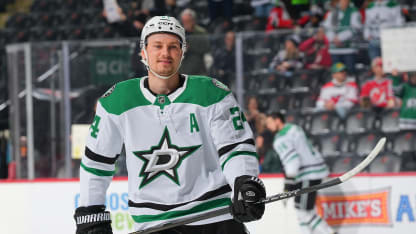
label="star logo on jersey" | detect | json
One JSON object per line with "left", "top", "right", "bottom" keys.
{"left": 133, "top": 127, "right": 201, "bottom": 189}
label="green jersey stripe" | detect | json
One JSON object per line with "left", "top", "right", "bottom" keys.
{"left": 80, "top": 162, "right": 115, "bottom": 176}
{"left": 221, "top": 151, "right": 258, "bottom": 170}
{"left": 296, "top": 166, "right": 328, "bottom": 179}
{"left": 131, "top": 197, "right": 231, "bottom": 223}
{"left": 285, "top": 154, "right": 299, "bottom": 164}
{"left": 311, "top": 217, "right": 322, "bottom": 230}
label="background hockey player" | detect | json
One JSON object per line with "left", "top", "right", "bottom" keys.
{"left": 266, "top": 112, "right": 336, "bottom": 234}
{"left": 73, "top": 16, "right": 266, "bottom": 234}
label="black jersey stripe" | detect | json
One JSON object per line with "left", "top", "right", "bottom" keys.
{"left": 85, "top": 147, "right": 119, "bottom": 165}
{"left": 218, "top": 139, "right": 255, "bottom": 157}
{"left": 128, "top": 184, "right": 231, "bottom": 211}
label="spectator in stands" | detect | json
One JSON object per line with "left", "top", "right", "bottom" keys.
{"left": 129, "top": 14, "right": 151, "bottom": 78}
{"left": 398, "top": 71, "right": 416, "bottom": 130}
{"left": 316, "top": 62, "right": 359, "bottom": 118}
{"left": 208, "top": 0, "right": 233, "bottom": 26}
{"left": 259, "top": 132, "right": 283, "bottom": 173}
{"left": 211, "top": 30, "right": 236, "bottom": 86}
{"left": 102, "top": 1, "right": 148, "bottom": 38}
{"left": 269, "top": 35, "right": 304, "bottom": 73}
{"left": 266, "top": 1, "right": 295, "bottom": 31}
{"left": 179, "top": 8, "right": 210, "bottom": 75}
{"left": 360, "top": 57, "right": 395, "bottom": 110}
{"left": 322, "top": 0, "right": 362, "bottom": 74}
{"left": 304, "top": 5, "right": 325, "bottom": 29}
{"left": 163, "top": 0, "right": 182, "bottom": 17}
{"left": 364, "top": 0, "right": 404, "bottom": 61}
{"left": 245, "top": 96, "right": 267, "bottom": 136}
{"left": 251, "top": 0, "right": 274, "bottom": 21}
{"left": 299, "top": 27, "right": 332, "bottom": 69}
{"left": 140, "top": 0, "right": 168, "bottom": 17}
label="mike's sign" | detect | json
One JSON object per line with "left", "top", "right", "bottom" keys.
{"left": 316, "top": 188, "right": 391, "bottom": 226}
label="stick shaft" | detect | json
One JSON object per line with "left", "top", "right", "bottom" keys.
{"left": 130, "top": 137, "right": 386, "bottom": 234}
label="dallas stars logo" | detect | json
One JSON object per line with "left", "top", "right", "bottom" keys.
{"left": 134, "top": 127, "right": 201, "bottom": 189}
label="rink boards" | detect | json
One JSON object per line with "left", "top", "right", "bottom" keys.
{"left": 1, "top": 173, "right": 415, "bottom": 234}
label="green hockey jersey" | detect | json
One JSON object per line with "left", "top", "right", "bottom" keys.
{"left": 398, "top": 83, "right": 416, "bottom": 129}
{"left": 79, "top": 75, "right": 259, "bottom": 231}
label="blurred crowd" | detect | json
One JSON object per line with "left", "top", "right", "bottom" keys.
{"left": 1, "top": 0, "right": 416, "bottom": 178}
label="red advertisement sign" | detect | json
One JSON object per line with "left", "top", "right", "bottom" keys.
{"left": 316, "top": 188, "right": 391, "bottom": 226}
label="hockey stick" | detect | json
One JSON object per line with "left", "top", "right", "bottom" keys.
{"left": 130, "top": 137, "right": 386, "bottom": 234}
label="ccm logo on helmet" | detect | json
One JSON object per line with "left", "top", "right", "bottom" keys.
{"left": 158, "top": 22, "right": 174, "bottom": 26}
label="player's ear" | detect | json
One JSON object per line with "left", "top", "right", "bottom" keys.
{"left": 140, "top": 49, "right": 146, "bottom": 61}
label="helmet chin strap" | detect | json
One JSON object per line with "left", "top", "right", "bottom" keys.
{"left": 141, "top": 49, "right": 184, "bottom": 80}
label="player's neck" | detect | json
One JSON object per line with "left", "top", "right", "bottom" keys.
{"left": 147, "top": 73, "right": 181, "bottom": 95}
{"left": 277, "top": 123, "right": 285, "bottom": 132}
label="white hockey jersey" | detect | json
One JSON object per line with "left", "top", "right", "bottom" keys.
{"left": 364, "top": 0, "right": 404, "bottom": 40}
{"left": 272, "top": 124, "right": 329, "bottom": 182}
{"left": 79, "top": 75, "right": 259, "bottom": 231}
{"left": 316, "top": 78, "right": 359, "bottom": 110}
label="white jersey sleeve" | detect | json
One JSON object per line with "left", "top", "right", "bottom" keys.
{"left": 272, "top": 132, "right": 300, "bottom": 178}
{"left": 210, "top": 93, "right": 259, "bottom": 189}
{"left": 79, "top": 100, "right": 123, "bottom": 207}
{"left": 272, "top": 124, "right": 329, "bottom": 182}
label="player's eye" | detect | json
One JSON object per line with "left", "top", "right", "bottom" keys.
{"left": 169, "top": 45, "right": 180, "bottom": 50}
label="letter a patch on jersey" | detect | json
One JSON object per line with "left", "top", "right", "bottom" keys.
{"left": 133, "top": 127, "right": 201, "bottom": 189}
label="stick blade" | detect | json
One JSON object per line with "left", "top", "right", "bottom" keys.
{"left": 339, "top": 137, "right": 386, "bottom": 182}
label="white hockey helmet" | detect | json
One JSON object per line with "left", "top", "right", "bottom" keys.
{"left": 140, "top": 16, "right": 187, "bottom": 52}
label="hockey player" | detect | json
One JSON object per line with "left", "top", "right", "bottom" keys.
{"left": 73, "top": 16, "right": 265, "bottom": 234}
{"left": 266, "top": 112, "right": 336, "bottom": 234}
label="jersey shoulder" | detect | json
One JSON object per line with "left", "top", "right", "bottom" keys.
{"left": 276, "top": 123, "right": 298, "bottom": 138}
{"left": 99, "top": 78, "right": 151, "bottom": 115}
{"left": 174, "top": 75, "right": 232, "bottom": 107}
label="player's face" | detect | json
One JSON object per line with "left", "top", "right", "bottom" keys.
{"left": 333, "top": 71, "right": 347, "bottom": 83}
{"left": 372, "top": 65, "right": 384, "bottom": 77}
{"left": 266, "top": 117, "right": 277, "bottom": 132}
{"left": 143, "top": 33, "right": 182, "bottom": 77}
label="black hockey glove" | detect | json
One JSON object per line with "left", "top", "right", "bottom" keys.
{"left": 74, "top": 205, "right": 113, "bottom": 234}
{"left": 230, "top": 175, "right": 266, "bottom": 223}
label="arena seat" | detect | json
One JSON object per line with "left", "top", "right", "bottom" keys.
{"left": 343, "top": 108, "right": 376, "bottom": 134}
{"left": 347, "top": 131, "right": 386, "bottom": 156}
{"left": 380, "top": 108, "right": 401, "bottom": 133}
{"left": 368, "top": 151, "right": 401, "bottom": 173}
{"left": 392, "top": 130, "right": 416, "bottom": 155}
{"left": 303, "top": 110, "right": 336, "bottom": 135}
{"left": 326, "top": 154, "right": 362, "bottom": 173}
{"left": 400, "top": 151, "right": 416, "bottom": 171}
{"left": 313, "top": 132, "right": 344, "bottom": 157}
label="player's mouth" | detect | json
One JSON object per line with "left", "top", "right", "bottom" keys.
{"left": 158, "top": 60, "right": 173, "bottom": 64}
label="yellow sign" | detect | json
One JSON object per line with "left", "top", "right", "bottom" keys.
{"left": 71, "top": 124, "right": 90, "bottom": 159}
